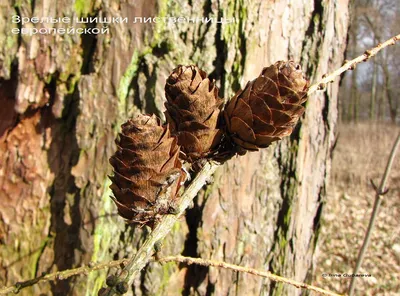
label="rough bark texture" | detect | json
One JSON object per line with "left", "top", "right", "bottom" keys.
{"left": 0, "top": 0, "right": 349, "bottom": 295}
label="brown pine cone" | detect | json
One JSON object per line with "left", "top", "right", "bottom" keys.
{"left": 109, "top": 114, "right": 185, "bottom": 227}
{"left": 164, "top": 65, "right": 224, "bottom": 162}
{"left": 224, "top": 61, "right": 309, "bottom": 155}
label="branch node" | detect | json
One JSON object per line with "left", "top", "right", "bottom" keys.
{"left": 154, "top": 240, "right": 163, "bottom": 252}
{"left": 370, "top": 179, "right": 378, "bottom": 191}
{"left": 167, "top": 205, "right": 180, "bottom": 215}
{"left": 98, "top": 287, "right": 109, "bottom": 296}
{"left": 364, "top": 49, "right": 372, "bottom": 57}
{"left": 115, "top": 282, "right": 128, "bottom": 294}
{"left": 13, "top": 282, "right": 22, "bottom": 294}
{"left": 56, "top": 273, "right": 64, "bottom": 281}
{"left": 106, "top": 275, "right": 118, "bottom": 287}
{"left": 380, "top": 187, "right": 390, "bottom": 196}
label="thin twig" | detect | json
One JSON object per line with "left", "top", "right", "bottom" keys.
{"left": 0, "top": 253, "right": 342, "bottom": 296}
{"left": 99, "top": 161, "right": 220, "bottom": 295}
{"left": 307, "top": 33, "right": 400, "bottom": 95}
{"left": 159, "top": 255, "right": 343, "bottom": 296}
{"left": 0, "top": 258, "right": 129, "bottom": 295}
{"left": 348, "top": 131, "right": 400, "bottom": 296}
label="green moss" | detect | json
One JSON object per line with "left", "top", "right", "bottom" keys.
{"left": 0, "top": 204, "right": 51, "bottom": 291}
{"left": 13, "top": 0, "right": 23, "bottom": 8}
{"left": 59, "top": 71, "right": 71, "bottom": 83}
{"left": 274, "top": 282, "right": 284, "bottom": 295}
{"left": 74, "top": 0, "right": 92, "bottom": 17}
{"left": 284, "top": 205, "right": 292, "bottom": 226}
{"left": 29, "top": 212, "right": 51, "bottom": 279}
{"left": 31, "top": 237, "right": 50, "bottom": 278}
{"left": 6, "top": 35, "right": 16, "bottom": 51}
{"left": 116, "top": 0, "right": 177, "bottom": 118}
{"left": 172, "top": 220, "right": 181, "bottom": 233}
{"left": 313, "top": 14, "right": 320, "bottom": 29}
{"left": 278, "top": 231, "right": 287, "bottom": 250}
{"left": 220, "top": 0, "right": 248, "bottom": 93}
{"left": 85, "top": 179, "right": 118, "bottom": 296}
{"left": 156, "top": 262, "right": 179, "bottom": 296}
{"left": 117, "top": 49, "right": 140, "bottom": 116}
{"left": 237, "top": 241, "right": 245, "bottom": 257}
{"left": 67, "top": 76, "right": 80, "bottom": 94}
{"left": 151, "top": 0, "right": 169, "bottom": 48}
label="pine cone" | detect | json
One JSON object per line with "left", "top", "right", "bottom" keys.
{"left": 224, "top": 61, "right": 309, "bottom": 154}
{"left": 165, "top": 65, "right": 224, "bottom": 162}
{"left": 109, "top": 114, "right": 185, "bottom": 227}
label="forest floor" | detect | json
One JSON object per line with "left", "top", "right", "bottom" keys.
{"left": 314, "top": 122, "right": 400, "bottom": 296}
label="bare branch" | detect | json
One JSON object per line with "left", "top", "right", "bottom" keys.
{"left": 307, "top": 34, "right": 400, "bottom": 95}
{"left": 348, "top": 131, "right": 400, "bottom": 295}
{"left": 159, "top": 256, "right": 343, "bottom": 296}
{"left": 0, "top": 253, "right": 343, "bottom": 296}
{"left": 0, "top": 259, "right": 128, "bottom": 295}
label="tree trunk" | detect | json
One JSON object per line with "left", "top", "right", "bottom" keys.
{"left": 377, "top": 85, "right": 385, "bottom": 121}
{"left": 382, "top": 62, "right": 398, "bottom": 123}
{"left": 350, "top": 61, "right": 359, "bottom": 123}
{"left": 347, "top": 12, "right": 359, "bottom": 123}
{"left": 0, "top": 1, "right": 349, "bottom": 295}
{"left": 369, "top": 61, "right": 377, "bottom": 120}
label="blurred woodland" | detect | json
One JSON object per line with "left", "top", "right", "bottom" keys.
{"left": 0, "top": 0, "right": 349, "bottom": 293}
{"left": 315, "top": 1, "right": 400, "bottom": 295}
{"left": 340, "top": 0, "right": 399, "bottom": 123}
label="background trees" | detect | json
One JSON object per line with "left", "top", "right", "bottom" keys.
{"left": 340, "top": 0, "right": 399, "bottom": 123}
{"left": 313, "top": 1, "right": 400, "bottom": 295}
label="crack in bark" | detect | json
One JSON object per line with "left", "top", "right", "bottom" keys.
{"left": 301, "top": 0, "right": 325, "bottom": 77}
{"left": 0, "top": 62, "right": 19, "bottom": 138}
{"left": 46, "top": 86, "right": 81, "bottom": 295}
{"left": 208, "top": 0, "right": 227, "bottom": 97}
{"left": 181, "top": 194, "right": 209, "bottom": 296}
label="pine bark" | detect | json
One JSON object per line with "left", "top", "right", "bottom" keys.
{"left": 0, "top": 1, "right": 349, "bottom": 295}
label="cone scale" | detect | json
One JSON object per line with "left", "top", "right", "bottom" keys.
{"left": 164, "top": 65, "right": 224, "bottom": 162}
{"left": 109, "top": 115, "right": 185, "bottom": 227}
{"left": 223, "top": 61, "right": 309, "bottom": 155}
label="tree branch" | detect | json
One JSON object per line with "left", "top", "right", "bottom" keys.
{"left": 159, "top": 256, "right": 343, "bottom": 296}
{"left": 0, "top": 258, "right": 128, "bottom": 295}
{"left": 348, "top": 131, "right": 400, "bottom": 296}
{"left": 0, "top": 254, "right": 343, "bottom": 296}
{"left": 307, "top": 33, "right": 400, "bottom": 95}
